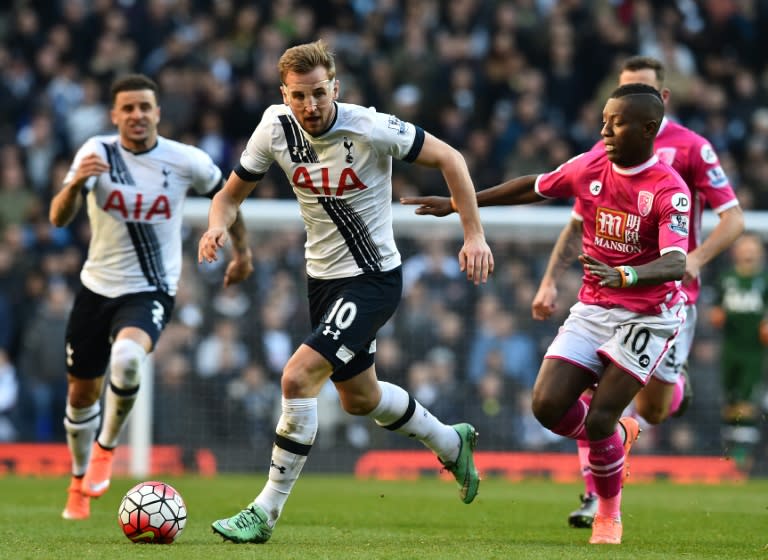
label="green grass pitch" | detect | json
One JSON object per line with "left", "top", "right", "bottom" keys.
{"left": 0, "top": 474, "right": 765, "bottom": 559}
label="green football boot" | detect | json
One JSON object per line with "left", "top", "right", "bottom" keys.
{"left": 211, "top": 503, "right": 273, "bottom": 544}
{"left": 440, "top": 423, "right": 480, "bottom": 504}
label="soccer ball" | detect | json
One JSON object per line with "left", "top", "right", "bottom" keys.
{"left": 117, "top": 481, "right": 187, "bottom": 544}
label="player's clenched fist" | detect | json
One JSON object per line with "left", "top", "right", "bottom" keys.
{"left": 74, "top": 153, "right": 110, "bottom": 186}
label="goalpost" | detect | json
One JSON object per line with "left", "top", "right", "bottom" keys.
{"left": 127, "top": 199, "right": 767, "bottom": 476}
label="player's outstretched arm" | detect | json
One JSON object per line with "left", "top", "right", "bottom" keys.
{"left": 399, "top": 195, "right": 453, "bottom": 216}
{"left": 401, "top": 174, "right": 545, "bottom": 216}
{"left": 475, "top": 175, "right": 543, "bottom": 207}
{"left": 410, "top": 132, "right": 494, "bottom": 284}
{"left": 199, "top": 171, "right": 256, "bottom": 265}
{"left": 579, "top": 251, "right": 685, "bottom": 288}
{"left": 532, "top": 217, "right": 583, "bottom": 320}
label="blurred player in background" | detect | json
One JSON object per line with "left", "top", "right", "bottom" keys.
{"left": 199, "top": 40, "right": 493, "bottom": 544}
{"left": 710, "top": 233, "right": 768, "bottom": 472}
{"left": 403, "top": 83, "right": 690, "bottom": 544}
{"left": 530, "top": 56, "right": 743, "bottom": 528}
{"left": 51, "top": 74, "right": 253, "bottom": 520}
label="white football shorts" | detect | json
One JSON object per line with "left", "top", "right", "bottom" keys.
{"left": 651, "top": 304, "right": 696, "bottom": 384}
{"left": 545, "top": 300, "right": 686, "bottom": 385}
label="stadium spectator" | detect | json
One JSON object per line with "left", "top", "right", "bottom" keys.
{"left": 195, "top": 317, "right": 250, "bottom": 380}
{"left": 710, "top": 233, "right": 768, "bottom": 473}
{"left": 257, "top": 300, "right": 296, "bottom": 380}
{"left": 0, "top": 152, "right": 38, "bottom": 233}
{"left": 153, "top": 351, "right": 201, "bottom": 468}
{"left": 225, "top": 361, "right": 281, "bottom": 449}
{"left": 18, "top": 111, "right": 65, "bottom": 194}
{"left": 467, "top": 294, "right": 539, "bottom": 387}
{"left": 466, "top": 370, "right": 521, "bottom": 450}
{"left": 65, "top": 77, "right": 110, "bottom": 150}
{"left": 0, "top": 349, "right": 19, "bottom": 442}
{"left": 17, "top": 279, "right": 72, "bottom": 441}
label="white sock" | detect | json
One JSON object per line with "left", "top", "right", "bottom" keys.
{"left": 64, "top": 402, "right": 101, "bottom": 476}
{"left": 99, "top": 383, "right": 139, "bottom": 448}
{"left": 99, "top": 339, "right": 145, "bottom": 448}
{"left": 254, "top": 398, "right": 317, "bottom": 525}
{"left": 370, "top": 381, "right": 460, "bottom": 463}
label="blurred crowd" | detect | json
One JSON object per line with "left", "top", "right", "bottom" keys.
{"left": 1, "top": 1, "right": 767, "bottom": 468}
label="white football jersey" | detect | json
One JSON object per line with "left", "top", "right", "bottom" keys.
{"left": 64, "top": 135, "right": 221, "bottom": 297}
{"left": 239, "top": 102, "right": 424, "bottom": 279}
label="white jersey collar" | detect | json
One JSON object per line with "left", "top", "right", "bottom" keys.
{"left": 612, "top": 154, "right": 659, "bottom": 175}
{"left": 658, "top": 116, "right": 669, "bottom": 135}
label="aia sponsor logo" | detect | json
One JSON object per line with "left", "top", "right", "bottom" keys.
{"left": 102, "top": 190, "right": 171, "bottom": 221}
{"left": 292, "top": 166, "right": 368, "bottom": 196}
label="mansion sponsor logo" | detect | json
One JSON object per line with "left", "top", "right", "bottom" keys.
{"left": 594, "top": 207, "right": 643, "bottom": 254}
{"left": 593, "top": 236, "right": 643, "bottom": 253}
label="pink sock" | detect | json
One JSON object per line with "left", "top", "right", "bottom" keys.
{"left": 551, "top": 398, "right": 589, "bottom": 440}
{"left": 667, "top": 374, "right": 685, "bottom": 416}
{"left": 573, "top": 394, "right": 597, "bottom": 495}
{"left": 577, "top": 440, "right": 597, "bottom": 496}
{"left": 588, "top": 430, "right": 625, "bottom": 517}
{"left": 597, "top": 490, "right": 622, "bottom": 520}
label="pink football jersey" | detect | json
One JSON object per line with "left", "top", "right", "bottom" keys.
{"left": 579, "top": 118, "right": 739, "bottom": 303}
{"left": 536, "top": 150, "right": 691, "bottom": 314}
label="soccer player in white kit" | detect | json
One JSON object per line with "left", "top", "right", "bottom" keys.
{"left": 51, "top": 74, "right": 253, "bottom": 520}
{"left": 403, "top": 83, "right": 690, "bottom": 544}
{"left": 529, "top": 57, "right": 743, "bottom": 529}
{"left": 199, "top": 40, "right": 494, "bottom": 544}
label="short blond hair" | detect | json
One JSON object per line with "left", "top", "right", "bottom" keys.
{"left": 278, "top": 40, "right": 336, "bottom": 83}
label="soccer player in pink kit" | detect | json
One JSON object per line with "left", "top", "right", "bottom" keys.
{"left": 530, "top": 57, "right": 743, "bottom": 529}
{"left": 403, "top": 83, "right": 690, "bottom": 544}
